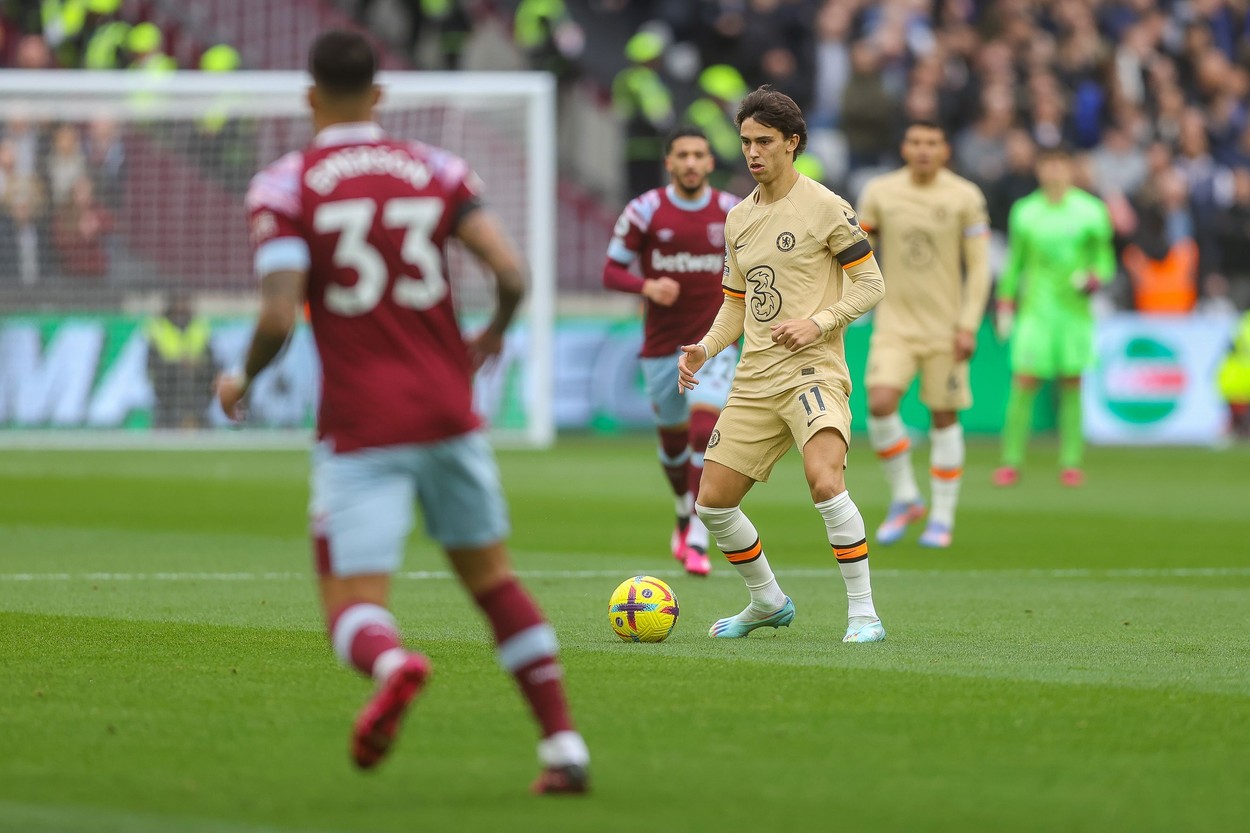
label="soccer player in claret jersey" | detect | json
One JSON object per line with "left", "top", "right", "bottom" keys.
{"left": 215, "top": 30, "right": 589, "bottom": 795}
{"left": 603, "top": 127, "right": 740, "bottom": 577}
{"left": 678, "top": 87, "right": 888, "bottom": 643}
{"left": 857, "top": 121, "right": 992, "bottom": 549}
{"left": 995, "top": 145, "right": 1115, "bottom": 487}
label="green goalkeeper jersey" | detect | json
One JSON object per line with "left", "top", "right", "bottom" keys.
{"left": 998, "top": 188, "right": 1115, "bottom": 320}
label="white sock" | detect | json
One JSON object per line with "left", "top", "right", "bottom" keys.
{"left": 686, "top": 508, "right": 710, "bottom": 552}
{"left": 696, "top": 503, "right": 786, "bottom": 611}
{"left": 929, "top": 423, "right": 964, "bottom": 528}
{"left": 372, "top": 647, "right": 409, "bottom": 685}
{"left": 538, "top": 730, "right": 590, "bottom": 768}
{"left": 814, "top": 491, "right": 878, "bottom": 621}
{"left": 868, "top": 413, "right": 921, "bottom": 504}
{"left": 675, "top": 490, "right": 693, "bottom": 519}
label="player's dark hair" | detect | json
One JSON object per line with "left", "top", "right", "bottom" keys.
{"left": 665, "top": 126, "right": 710, "bottom": 156}
{"left": 736, "top": 85, "right": 807, "bottom": 157}
{"left": 309, "top": 30, "right": 376, "bottom": 96}
{"left": 905, "top": 119, "right": 947, "bottom": 139}
{"left": 1036, "top": 143, "right": 1074, "bottom": 160}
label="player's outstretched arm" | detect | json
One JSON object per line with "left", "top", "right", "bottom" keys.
{"left": 217, "top": 269, "right": 306, "bottom": 421}
{"left": 679, "top": 294, "right": 745, "bottom": 392}
{"left": 456, "top": 208, "right": 527, "bottom": 369}
{"left": 677, "top": 343, "right": 707, "bottom": 392}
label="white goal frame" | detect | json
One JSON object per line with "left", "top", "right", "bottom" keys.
{"left": 0, "top": 70, "right": 556, "bottom": 449}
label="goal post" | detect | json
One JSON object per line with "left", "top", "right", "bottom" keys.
{"left": 0, "top": 70, "right": 557, "bottom": 449}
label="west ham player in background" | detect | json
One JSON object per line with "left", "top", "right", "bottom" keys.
{"left": 216, "top": 30, "right": 589, "bottom": 795}
{"left": 603, "top": 127, "right": 740, "bottom": 577}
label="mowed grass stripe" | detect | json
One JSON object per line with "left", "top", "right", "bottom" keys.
{"left": 2, "top": 612, "right": 1248, "bottom": 833}
{"left": 2, "top": 442, "right": 1249, "bottom": 832}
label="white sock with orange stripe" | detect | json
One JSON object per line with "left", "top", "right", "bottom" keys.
{"left": 868, "top": 413, "right": 921, "bottom": 504}
{"left": 815, "top": 491, "right": 878, "bottom": 622}
{"left": 695, "top": 503, "right": 786, "bottom": 613}
{"left": 929, "top": 424, "right": 964, "bottom": 528}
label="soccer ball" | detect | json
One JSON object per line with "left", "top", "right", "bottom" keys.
{"left": 608, "top": 575, "right": 679, "bottom": 642}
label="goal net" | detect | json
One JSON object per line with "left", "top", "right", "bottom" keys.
{"left": 0, "top": 70, "right": 556, "bottom": 448}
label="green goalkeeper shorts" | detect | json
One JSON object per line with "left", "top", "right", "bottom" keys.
{"left": 1010, "top": 313, "right": 1095, "bottom": 379}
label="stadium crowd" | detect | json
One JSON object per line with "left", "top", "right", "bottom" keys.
{"left": 599, "top": 0, "right": 1250, "bottom": 314}
{"left": 2, "top": 0, "right": 1250, "bottom": 313}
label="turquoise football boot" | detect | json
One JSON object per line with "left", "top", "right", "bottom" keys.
{"left": 875, "top": 500, "right": 926, "bottom": 545}
{"left": 842, "top": 617, "right": 886, "bottom": 643}
{"left": 918, "top": 521, "right": 952, "bottom": 549}
{"left": 708, "top": 597, "right": 796, "bottom": 638}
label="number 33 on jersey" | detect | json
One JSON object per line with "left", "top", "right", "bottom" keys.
{"left": 245, "top": 122, "right": 486, "bottom": 452}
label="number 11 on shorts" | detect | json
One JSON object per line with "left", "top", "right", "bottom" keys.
{"left": 799, "top": 385, "right": 826, "bottom": 416}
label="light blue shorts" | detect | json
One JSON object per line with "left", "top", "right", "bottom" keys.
{"left": 309, "top": 431, "right": 510, "bottom": 577}
{"left": 640, "top": 345, "right": 738, "bottom": 427}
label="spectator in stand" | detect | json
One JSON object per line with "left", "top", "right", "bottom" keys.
{"left": 52, "top": 174, "right": 112, "bottom": 279}
{"left": 987, "top": 129, "right": 1038, "bottom": 233}
{"left": 1174, "top": 107, "right": 1236, "bottom": 287}
{"left": 840, "top": 40, "right": 897, "bottom": 170}
{"left": 1123, "top": 169, "right": 1200, "bottom": 314}
{"left": 808, "top": 0, "right": 854, "bottom": 130}
{"left": 1089, "top": 123, "right": 1149, "bottom": 201}
{"left": 1213, "top": 167, "right": 1250, "bottom": 310}
{"left": 14, "top": 31, "right": 51, "bottom": 69}
{"left": 954, "top": 83, "right": 1014, "bottom": 190}
{"left": 83, "top": 116, "right": 125, "bottom": 210}
{"left": 612, "top": 30, "right": 674, "bottom": 198}
{"left": 0, "top": 139, "right": 49, "bottom": 285}
{"left": 46, "top": 123, "right": 87, "bottom": 207}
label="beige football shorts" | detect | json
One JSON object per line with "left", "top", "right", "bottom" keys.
{"left": 866, "top": 337, "right": 972, "bottom": 411}
{"left": 704, "top": 380, "right": 852, "bottom": 482}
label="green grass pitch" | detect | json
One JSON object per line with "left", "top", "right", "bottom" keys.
{"left": 2, "top": 437, "right": 1249, "bottom": 833}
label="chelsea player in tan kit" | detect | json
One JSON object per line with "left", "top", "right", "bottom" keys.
{"left": 857, "top": 121, "right": 991, "bottom": 549}
{"left": 677, "top": 87, "right": 887, "bottom": 643}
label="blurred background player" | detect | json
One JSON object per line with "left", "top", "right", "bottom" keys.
{"left": 995, "top": 146, "right": 1115, "bottom": 487}
{"left": 678, "top": 87, "right": 886, "bottom": 644}
{"left": 603, "top": 126, "right": 740, "bottom": 577}
{"left": 215, "top": 30, "right": 589, "bottom": 794}
{"left": 857, "top": 121, "right": 991, "bottom": 549}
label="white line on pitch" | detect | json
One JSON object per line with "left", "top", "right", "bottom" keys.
{"left": 2, "top": 567, "right": 1250, "bottom": 582}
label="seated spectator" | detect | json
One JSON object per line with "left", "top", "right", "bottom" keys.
{"left": 987, "top": 129, "right": 1038, "bottom": 232}
{"left": 1213, "top": 166, "right": 1250, "bottom": 310}
{"left": 1090, "top": 124, "right": 1148, "bottom": 199}
{"left": 84, "top": 116, "right": 125, "bottom": 210}
{"left": 52, "top": 175, "right": 113, "bottom": 279}
{"left": 0, "top": 139, "right": 50, "bottom": 285}
{"left": 840, "top": 41, "right": 899, "bottom": 170}
{"left": 46, "top": 124, "right": 88, "bottom": 207}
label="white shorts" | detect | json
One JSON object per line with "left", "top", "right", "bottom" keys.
{"left": 641, "top": 345, "right": 738, "bottom": 427}
{"left": 310, "top": 431, "right": 510, "bottom": 577}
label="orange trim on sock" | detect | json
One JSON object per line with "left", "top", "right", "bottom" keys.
{"left": 930, "top": 466, "right": 963, "bottom": 481}
{"left": 876, "top": 437, "right": 910, "bottom": 460}
{"left": 833, "top": 541, "right": 869, "bottom": 561}
{"left": 724, "top": 539, "right": 762, "bottom": 564}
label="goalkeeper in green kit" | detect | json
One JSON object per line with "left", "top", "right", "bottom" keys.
{"left": 993, "top": 146, "right": 1115, "bottom": 488}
